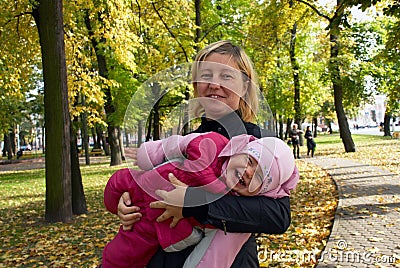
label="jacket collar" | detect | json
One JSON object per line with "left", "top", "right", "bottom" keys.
{"left": 200, "top": 111, "right": 248, "bottom": 138}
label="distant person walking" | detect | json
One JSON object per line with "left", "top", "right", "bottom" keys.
{"left": 289, "top": 124, "right": 302, "bottom": 159}
{"left": 304, "top": 126, "right": 316, "bottom": 157}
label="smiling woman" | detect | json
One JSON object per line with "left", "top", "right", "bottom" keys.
{"left": 113, "top": 40, "right": 292, "bottom": 268}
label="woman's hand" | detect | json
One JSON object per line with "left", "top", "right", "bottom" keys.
{"left": 150, "top": 173, "right": 188, "bottom": 228}
{"left": 118, "top": 192, "right": 142, "bottom": 231}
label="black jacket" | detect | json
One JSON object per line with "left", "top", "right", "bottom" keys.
{"left": 147, "top": 111, "right": 291, "bottom": 268}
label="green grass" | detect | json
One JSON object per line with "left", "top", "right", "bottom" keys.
{"left": 314, "top": 133, "right": 388, "bottom": 145}
{"left": 311, "top": 134, "right": 400, "bottom": 174}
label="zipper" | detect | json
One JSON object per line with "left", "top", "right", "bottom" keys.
{"left": 222, "top": 219, "right": 227, "bottom": 235}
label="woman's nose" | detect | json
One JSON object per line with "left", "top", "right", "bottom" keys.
{"left": 208, "top": 79, "right": 221, "bottom": 89}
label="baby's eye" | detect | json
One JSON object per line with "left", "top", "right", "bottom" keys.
{"left": 235, "top": 170, "right": 241, "bottom": 179}
{"left": 248, "top": 157, "right": 254, "bottom": 167}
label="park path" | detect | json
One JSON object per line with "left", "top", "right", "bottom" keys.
{"left": 302, "top": 157, "right": 400, "bottom": 267}
{"left": 0, "top": 156, "right": 110, "bottom": 172}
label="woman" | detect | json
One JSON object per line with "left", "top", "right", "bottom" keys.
{"left": 289, "top": 124, "right": 302, "bottom": 159}
{"left": 111, "top": 40, "right": 292, "bottom": 267}
{"left": 304, "top": 126, "right": 316, "bottom": 157}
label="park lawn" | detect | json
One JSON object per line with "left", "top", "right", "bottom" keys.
{"left": 312, "top": 133, "right": 400, "bottom": 175}
{"left": 0, "top": 134, "right": 398, "bottom": 267}
{"left": 0, "top": 163, "right": 122, "bottom": 267}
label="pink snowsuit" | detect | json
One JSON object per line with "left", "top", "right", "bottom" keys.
{"left": 102, "top": 132, "right": 231, "bottom": 267}
{"left": 102, "top": 132, "right": 299, "bottom": 268}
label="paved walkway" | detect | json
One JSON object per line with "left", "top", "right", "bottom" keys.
{"left": 302, "top": 157, "right": 400, "bottom": 267}
{"left": 0, "top": 156, "right": 110, "bottom": 172}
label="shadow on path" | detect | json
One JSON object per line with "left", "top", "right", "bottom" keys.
{"left": 302, "top": 157, "right": 400, "bottom": 267}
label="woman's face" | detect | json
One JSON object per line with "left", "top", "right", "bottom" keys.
{"left": 224, "top": 154, "right": 263, "bottom": 196}
{"left": 195, "top": 53, "right": 248, "bottom": 119}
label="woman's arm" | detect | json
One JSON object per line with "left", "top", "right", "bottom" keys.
{"left": 182, "top": 189, "right": 291, "bottom": 234}
{"left": 152, "top": 177, "right": 291, "bottom": 234}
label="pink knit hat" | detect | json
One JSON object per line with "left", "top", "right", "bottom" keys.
{"left": 219, "top": 135, "right": 295, "bottom": 195}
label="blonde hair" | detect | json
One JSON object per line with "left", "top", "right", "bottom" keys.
{"left": 191, "top": 40, "right": 259, "bottom": 122}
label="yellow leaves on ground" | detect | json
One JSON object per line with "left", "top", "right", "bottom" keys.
{"left": 0, "top": 164, "right": 121, "bottom": 267}
{"left": 258, "top": 160, "right": 338, "bottom": 267}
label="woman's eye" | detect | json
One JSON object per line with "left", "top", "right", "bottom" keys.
{"left": 222, "top": 74, "right": 234, "bottom": 80}
{"left": 200, "top": 73, "right": 212, "bottom": 80}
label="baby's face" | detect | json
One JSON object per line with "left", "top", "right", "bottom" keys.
{"left": 225, "top": 154, "right": 263, "bottom": 196}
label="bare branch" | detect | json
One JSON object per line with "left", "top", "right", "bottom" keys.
{"left": 151, "top": 2, "right": 189, "bottom": 62}
{"left": 295, "top": 0, "right": 331, "bottom": 21}
{"left": 200, "top": 22, "right": 224, "bottom": 43}
{"left": 0, "top": 11, "right": 33, "bottom": 37}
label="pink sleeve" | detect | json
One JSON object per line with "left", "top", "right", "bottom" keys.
{"left": 136, "top": 140, "right": 164, "bottom": 170}
{"left": 175, "top": 134, "right": 228, "bottom": 194}
{"left": 103, "top": 168, "right": 134, "bottom": 214}
{"left": 137, "top": 134, "right": 201, "bottom": 170}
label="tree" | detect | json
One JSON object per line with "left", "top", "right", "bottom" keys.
{"left": 378, "top": 3, "right": 400, "bottom": 135}
{"left": 32, "top": 0, "right": 73, "bottom": 222}
{"left": 296, "top": 0, "right": 360, "bottom": 152}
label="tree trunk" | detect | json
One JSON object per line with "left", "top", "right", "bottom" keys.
{"left": 81, "top": 96, "right": 90, "bottom": 165}
{"left": 124, "top": 131, "right": 129, "bottom": 148}
{"left": 383, "top": 113, "right": 391, "bottom": 136}
{"left": 137, "top": 120, "right": 143, "bottom": 148}
{"left": 10, "top": 128, "right": 17, "bottom": 156}
{"left": 96, "top": 125, "right": 109, "bottom": 154}
{"left": 70, "top": 124, "right": 87, "bottom": 215}
{"left": 92, "top": 127, "right": 101, "bottom": 149}
{"left": 329, "top": 28, "right": 355, "bottom": 152}
{"left": 313, "top": 117, "right": 318, "bottom": 137}
{"left": 41, "top": 125, "right": 45, "bottom": 154}
{"left": 194, "top": 0, "right": 201, "bottom": 50}
{"left": 285, "top": 118, "right": 292, "bottom": 140}
{"left": 153, "top": 104, "right": 160, "bottom": 140}
{"left": 289, "top": 22, "right": 301, "bottom": 127}
{"left": 118, "top": 127, "right": 125, "bottom": 160}
{"left": 84, "top": 11, "right": 122, "bottom": 166}
{"left": 278, "top": 114, "right": 284, "bottom": 140}
{"left": 295, "top": 0, "right": 355, "bottom": 152}
{"left": 151, "top": 82, "right": 161, "bottom": 141}
{"left": 108, "top": 125, "right": 122, "bottom": 166}
{"left": 3, "top": 133, "right": 13, "bottom": 159}
{"left": 182, "top": 87, "right": 190, "bottom": 135}
{"left": 33, "top": 0, "right": 73, "bottom": 223}
{"left": 146, "top": 113, "right": 153, "bottom": 142}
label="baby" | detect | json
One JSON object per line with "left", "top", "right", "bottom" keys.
{"left": 102, "top": 131, "right": 299, "bottom": 267}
